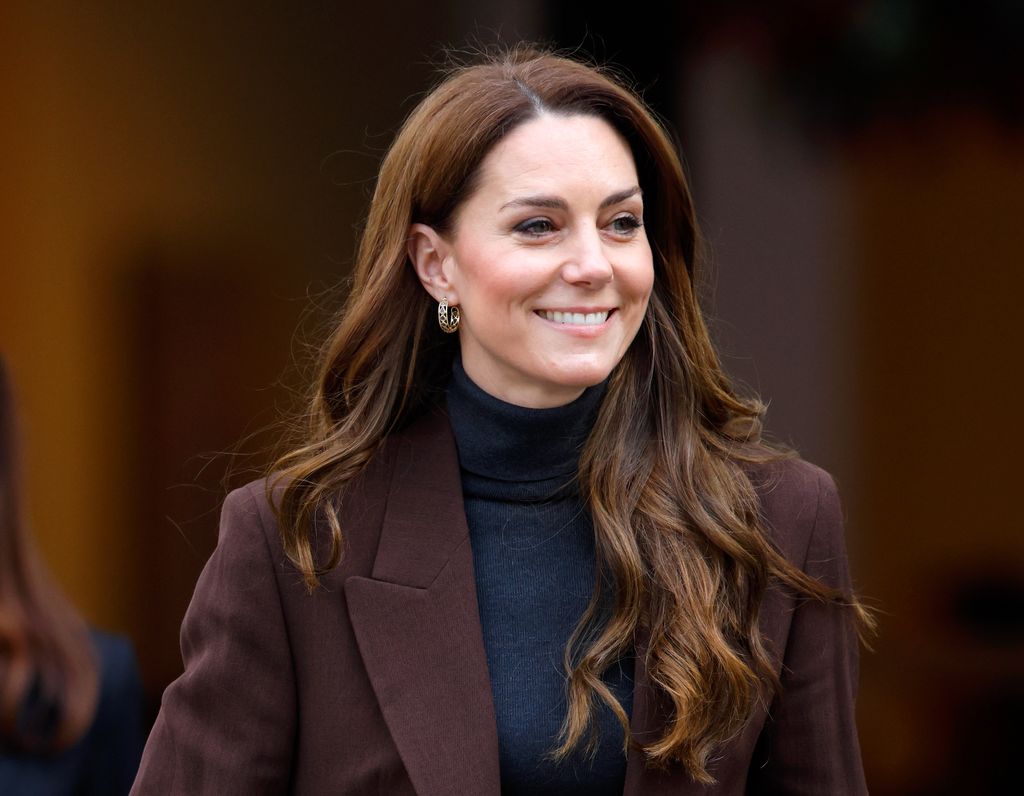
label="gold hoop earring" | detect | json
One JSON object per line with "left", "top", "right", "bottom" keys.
{"left": 438, "top": 297, "right": 460, "bottom": 333}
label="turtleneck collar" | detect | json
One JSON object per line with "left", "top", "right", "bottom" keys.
{"left": 445, "top": 357, "right": 607, "bottom": 485}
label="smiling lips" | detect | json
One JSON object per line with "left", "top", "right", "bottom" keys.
{"left": 537, "top": 309, "right": 612, "bottom": 326}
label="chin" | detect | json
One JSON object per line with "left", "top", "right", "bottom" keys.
{"left": 543, "top": 360, "right": 616, "bottom": 390}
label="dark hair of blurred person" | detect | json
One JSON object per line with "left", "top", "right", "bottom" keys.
{"left": 0, "top": 357, "right": 143, "bottom": 794}
{"left": 0, "top": 358, "right": 98, "bottom": 752}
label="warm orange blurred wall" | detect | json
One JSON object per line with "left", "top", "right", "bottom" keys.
{"left": 1, "top": 3, "right": 141, "bottom": 628}
{"left": 0, "top": 1, "right": 462, "bottom": 634}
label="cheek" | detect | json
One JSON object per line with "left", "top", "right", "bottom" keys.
{"left": 641, "top": 263, "right": 656, "bottom": 298}
{"left": 456, "top": 250, "right": 546, "bottom": 310}
{"left": 625, "top": 251, "right": 656, "bottom": 303}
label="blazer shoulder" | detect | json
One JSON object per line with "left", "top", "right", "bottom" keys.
{"left": 227, "top": 403, "right": 445, "bottom": 538}
{"left": 222, "top": 439, "right": 400, "bottom": 580}
{"left": 223, "top": 477, "right": 279, "bottom": 540}
{"left": 748, "top": 456, "right": 842, "bottom": 568}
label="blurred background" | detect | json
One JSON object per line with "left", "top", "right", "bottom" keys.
{"left": 1, "top": 1, "right": 1021, "bottom": 792}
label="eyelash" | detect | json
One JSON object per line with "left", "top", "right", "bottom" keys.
{"left": 514, "top": 218, "right": 556, "bottom": 236}
{"left": 609, "top": 214, "right": 643, "bottom": 234}
{"left": 513, "top": 214, "right": 643, "bottom": 238}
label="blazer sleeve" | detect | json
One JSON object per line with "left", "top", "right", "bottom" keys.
{"left": 131, "top": 485, "right": 296, "bottom": 795}
{"left": 747, "top": 468, "right": 868, "bottom": 795}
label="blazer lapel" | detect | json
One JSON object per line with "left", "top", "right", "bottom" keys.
{"left": 345, "top": 408, "right": 501, "bottom": 796}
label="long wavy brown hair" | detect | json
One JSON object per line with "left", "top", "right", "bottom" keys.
{"left": 271, "top": 46, "right": 873, "bottom": 783}
{"left": 0, "top": 359, "right": 99, "bottom": 753}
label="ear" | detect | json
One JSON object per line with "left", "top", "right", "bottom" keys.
{"left": 408, "top": 223, "right": 459, "bottom": 304}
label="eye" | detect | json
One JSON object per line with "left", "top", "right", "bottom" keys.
{"left": 608, "top": 213, "right": 643, "bottom": 236}
{"left": 513, "top": 217, "right": 556, "bottom": 237}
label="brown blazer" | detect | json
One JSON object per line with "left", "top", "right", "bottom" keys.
{"left": 131, "top": 407, "right": 867, "bottom": 795}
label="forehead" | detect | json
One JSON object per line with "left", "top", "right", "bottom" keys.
{"left": 472, "top": 113, "right": 640, "bottom": 201}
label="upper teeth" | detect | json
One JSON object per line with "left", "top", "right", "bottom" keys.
{"left": 540, "top": 310, "right": 609, "bottom": 325}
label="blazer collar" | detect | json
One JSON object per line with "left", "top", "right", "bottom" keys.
{"left": 369, "top": 407, "right": 472, "bottom": 588}
{"left": 345, "top": 407, "right": 698, "bottom": 795}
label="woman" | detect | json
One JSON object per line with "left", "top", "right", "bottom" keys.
{"left": 133, "top": 47, "right": 873, "bottom": 794}
{"left": 0, "top": 358, "right": 144, "bottom": 794}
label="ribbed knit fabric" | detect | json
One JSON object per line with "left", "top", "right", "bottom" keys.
{"left": 446, "top": 360, "right": 634, "bottom": 795}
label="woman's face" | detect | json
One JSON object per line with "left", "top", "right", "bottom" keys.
{"left": 413, "top": 113, "right": 654, "bottom": 408}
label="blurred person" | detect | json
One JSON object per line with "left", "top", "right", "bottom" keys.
{"left": 0, "top": 357, "right": 143, "bottom": 794}
{"left": 133, "top": 47, "right": 873, "bottom": 794}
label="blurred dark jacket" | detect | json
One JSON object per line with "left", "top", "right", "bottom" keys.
{"left": 1, "top": 630, "right": 143, "bottom": 795}
{"left": 132, "top": 408, "right": 866, "bottom": 795}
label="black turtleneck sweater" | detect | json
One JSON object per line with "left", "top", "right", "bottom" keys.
{"left": 446, "top": 360, "right": 634, "bottom": 795}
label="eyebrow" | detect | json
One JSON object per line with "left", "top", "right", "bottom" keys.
{"left": 499, "top": 186, "right": 642, "bottom": 212}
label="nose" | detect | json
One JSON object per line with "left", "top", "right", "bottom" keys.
{"left": 561, "top": 228, "right": 614, "bottom": 286}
